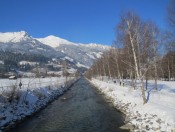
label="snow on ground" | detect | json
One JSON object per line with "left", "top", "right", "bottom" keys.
{"left": 93, "top": 52, "right": 103, "bottom": 58}
{"left": 0, "top": 61, "right": 4, "bottom": 65}
{"left": 0, "top": 77, "right": 65, "bottom": 91}
{"left": 67, "top": 68, "right": 77, "bottom": 74}
{"left": 76, "top": 62, "right": 89, "bottom": 69}
{"left": 86, "top": 52, "right": 103, "bottom": 59}
{"left": 19, "top": 61, "right": 39, "bottom": 66}
{"left": 18, "top": 71, "right": 36, "bottom": 77}
{"left": 0, "top": 77, "right": 77, "bottom": 130}
{"left": 64, "top": 56, "right": 74, "bottom": 62}
{"left": 86, "top": 53, "right": 96, "bottom": 59}
{"left": 91, "top": 78, "right": 175, "bottom": 132}
{"left": 47, "top": 71, "right": 63, "bottom": 76}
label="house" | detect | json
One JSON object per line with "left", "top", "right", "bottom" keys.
{"left": 9, "top": 75, "right": 17, "bottom": 80}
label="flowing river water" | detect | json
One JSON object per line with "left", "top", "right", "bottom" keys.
{"left": 9, "top": 78, "right": 129, "bottom": 132}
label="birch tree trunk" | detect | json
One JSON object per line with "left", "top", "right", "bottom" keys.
{"left": 168, "top": 59, "right": 171, "bottom": 81}
{"left": 102, "top": 58, "right": 106, "bottom": 80}
{"left": 113, "top": 49, "right": 122, "bottom": 82}
{"left": 127, "top": 21, "right": 147, "bottom": 104}
{"left": 152, "top": 32, "right": 158, "bottom": 90}
{"left": 106, "top": 53, "right": 112, "bottom": 80}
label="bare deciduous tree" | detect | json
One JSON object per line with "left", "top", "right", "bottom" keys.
{"left": 167, "top": 0, "right": 175, "bottom": 28}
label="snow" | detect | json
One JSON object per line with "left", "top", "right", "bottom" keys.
{"left": 67, "top": 68, "right": 77, "bottom": 74}
{"left": 93, "top": 52, "right": 103, "bottom": 58}
{"left": 0, "top": 77, "right": 77, "bottom": 130}
{"left": 64, "top": 56, "right": 74, "bottom": 62}
{"left": 8, "top": 76, "right": 16, "bottom": 79}
{"left": 52, "top": 58, "right": 57, "bottom": 62}
{"left": 0, "top": 31, "right": 31, "bottom": 43}
{"left": 81, "top": 43, "right": 110, "bottom": 50}
{"left": 86, "top": 53, "right": 96, "bottom": 59}
{"left": 36, "top": 34, "right": 110, "bottom": 50}
{"left": 47, "top": 71, "right": 63, "bottom": 76}
{"left": 0, "top": 77, "right": 63, "bottom": 90}
{"left": 18, "top": 72, "right": 35, "bottom": 77}
{"left": 76, "top": 62, "right": 89, "bottom": 69}
{"left": 0, "top": 31, "right": 110, "bottom": 51}
{"left": 37, "top": 47, "right": 46, "bottom": 51}
{"left": 0, "top": 31, "right": 110, "bottom": 68}
{"left": 91, "top": 78, "right": 175, "bottom": 132}
{"left": 36, "top": 35, "right": 110, "bottom": 51}
{"left": 0, "top": 61, "right": 4, "bottom": 65}
{"left": 19, "top": 61, "right": 39, "bottom": 66}
{"left": 36, "top": 35, "right": 76, "bottom": 48}
{"left": 86, "top": 52, "right": 103, "bottom": 59}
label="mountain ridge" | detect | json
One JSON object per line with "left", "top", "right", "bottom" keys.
{"left": 0, "top": 31, "right": 31, "bottom": 43}
{"left": 0, "top": 31, "right": 110, "bottom": 67}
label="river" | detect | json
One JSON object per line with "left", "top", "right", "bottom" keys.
{"left": 9, "top": 78, "right": 128, "bottom": 132}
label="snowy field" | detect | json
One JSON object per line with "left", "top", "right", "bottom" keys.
{"left": 91, "top": 78, "right": 175, "bottom": 132}
{"left": 0, "top": 77, "right": 77, "bottom": 130}
{"left": 0, "top": 77, "right": 67, "bottom": 92}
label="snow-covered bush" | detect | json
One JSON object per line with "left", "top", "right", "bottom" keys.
{"left": 2, "top": 85, "right": 20, "bottom": 103}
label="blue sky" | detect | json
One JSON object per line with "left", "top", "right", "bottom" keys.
{"left": 0, "top": 0, "right": 170, "bottom": 45}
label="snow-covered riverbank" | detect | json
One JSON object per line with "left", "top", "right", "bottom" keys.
{"left": 91, "top": 78, "right": 175, "bottom": 132}
{"left": 0, "top": 77, "right": 78, "bottom": 130}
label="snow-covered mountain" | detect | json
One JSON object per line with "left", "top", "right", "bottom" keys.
{"left": 0, "top": 31, "right": 110, "bottom": 67}
{"left": 0, "top": 31, "right": 31, "bottom": 43}
{"left": 36, "top": 35, "right": 76, "bottom": 48}
{"left": 0, "top": 31, "right": 64, "bottom": 58}
{"left": 36, "top": 35, "right": 110, "bottom": 66}
{"left": 36, "top": 35, "right": 109, "bottom": 50}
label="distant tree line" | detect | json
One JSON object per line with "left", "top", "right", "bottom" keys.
{"left": 0, "top": 51, "right": 50, "bottom": 63}
{"left": 0, "top": 51, "right": 51, "bottom": 72}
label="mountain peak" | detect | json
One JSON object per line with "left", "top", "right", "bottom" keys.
{"left": 18, "top": 31, "right": 29, "bottom": 36}
{"left": 46, "top": 35, "right": 58, "bottom": 38}
{"left": 0, "top": 31, "right": 31, "bottom": 43}
{"left": 36, "top": 35, "right": 76, "bottom": 48}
